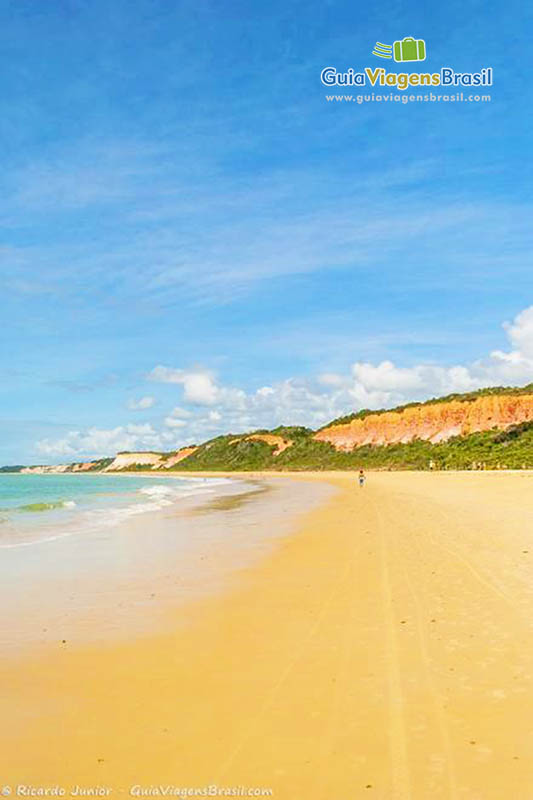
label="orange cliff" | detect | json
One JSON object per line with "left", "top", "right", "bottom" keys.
{"left": 314, "top": 394, "right": 533, "bottom": 451}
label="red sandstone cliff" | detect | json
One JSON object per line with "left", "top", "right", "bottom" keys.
{"left": 314, "top": 394, "right": 533, "bottom": 451}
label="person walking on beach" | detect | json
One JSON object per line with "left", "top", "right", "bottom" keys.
{"left": 358, "top": 469, "right": 366, "bottom": 488}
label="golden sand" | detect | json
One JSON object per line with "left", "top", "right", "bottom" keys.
{"left": 2, "top": 471, "right": 533, "bottom": 798}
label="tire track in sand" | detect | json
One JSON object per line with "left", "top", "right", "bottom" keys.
{"left": 311, "top": 498, "right": 373, "bottom": 800}
{"left": 373, "top": 495, "right": 413, "bottom": 800}
{"left": 379, "top": 494, "right": 459, "bottom": 799}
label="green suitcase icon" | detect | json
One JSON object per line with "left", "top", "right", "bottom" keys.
{"left": 393, "top": 37, "right": 426, "bottom": 62}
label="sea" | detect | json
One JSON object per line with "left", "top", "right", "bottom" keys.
{"left": 0, "top": 472, "right": 235, "bottom": 548}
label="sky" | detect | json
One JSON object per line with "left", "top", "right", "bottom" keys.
{"left": 1, "top": 0, "right": 533, "bottom": 464}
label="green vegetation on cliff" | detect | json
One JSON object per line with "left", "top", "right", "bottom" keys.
{"left": 83, "top": 458, "right": 114, "bottom": 471}
{"left": 171, "top": 421, "right": 533, "bottom": 472}
{"left": 174, "top": 434, "right": 277, "bottom": 471}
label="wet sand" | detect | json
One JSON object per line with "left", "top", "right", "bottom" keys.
{"left": 2, "top": 471, "right": 533, "bottom": 799}
{"left": 0, "top": 477, "right": 332, "bottom": 654}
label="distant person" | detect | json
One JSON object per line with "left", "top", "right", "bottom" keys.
{"left": 358, "top": 469, "right": 366, "bottom": 488}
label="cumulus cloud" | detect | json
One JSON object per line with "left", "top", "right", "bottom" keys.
{"left": 36, "top": 423, "right": 165, "bottom": 459}
{"left": 164, "top": 405, "right": 194, "bottom": 428}
{"left": 168, "top": 406, "right": 192, "bottom": 418}
{"left": 149, "top": 305, "right": 533, "bottom": 438}
{"left": 128, "top": 395, "right": 155, "bottom": 410}
{"left": 164, "top": 416, "right": 187, "bottom": 428}
{"left": 500, "top": 306, "right": 533, "bottom": 359}
{"left": 149, "top": 365, "right": 246, "bottom": 408}
{"left": 344, "top": 362, "right": 478, "bottom": 409}
{"left": 35, "top": 306, "right": 533, "bottom": 461}
{"left": 149, "top": 366, "right": 219, "bottom": 405}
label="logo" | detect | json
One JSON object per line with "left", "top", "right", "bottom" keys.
{"left": 393, "top": 37, "right": 426, "bottom": 62}
{"left": 372, "top": 42, "right": 392, "bottom": 59}
{"left": 373, "top": 37, "right": 426, "bottom": 62}
{"left": 320, "top": 36, "right": 493, "bottom": 91}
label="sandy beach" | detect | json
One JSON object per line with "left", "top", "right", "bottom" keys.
{"left": 2, "top": 471, "right": 533, "bottom": 799}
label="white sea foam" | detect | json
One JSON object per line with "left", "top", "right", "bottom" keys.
{"left": 79, "top": 478, "right": 239, "bottom": 531}
{"left": 0, "top": 476, "right": 243, "bottom": 548}
{"left": 0, "top": 531, "right": 80, "bottom": 548}
{"left": 139, "top": 484, "right": 177, "bottom": 499}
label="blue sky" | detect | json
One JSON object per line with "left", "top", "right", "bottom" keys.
{"left": 2, "top": 0, "right": 533, "bottom": 463}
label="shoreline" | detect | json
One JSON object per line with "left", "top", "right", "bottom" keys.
{"left": 0, "top": 475, "right": 334, "bottom": 657}
{"left": 2, "top": 471, "right": 533, "bottom": 797}
{"left": 0, "top": 472, "right": 250, "bottom": 544}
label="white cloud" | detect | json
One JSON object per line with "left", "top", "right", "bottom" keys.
{"left": 164, "top": 416, "right": 187, "bottom": 428}
{"left": 318, "top": 373, "right": 345, "bottom": 387}
{"left": 344, "top": 361, "right": 478, "bottom": 409}
{"left": 128, "top": 395, "right": 155, "bottom": 410}
{"left": 502, "top": 306, "right": 533, "bottom": 359}
{"left": 181, "top": 372, "right": 219, "bottom": 406}
{"left": 149, "top": 365, "right": 246, "bottom": 408}
{"left": 150, "top": 306, "right": 533, "bottom": 437}
{"left": 169, "top": 406, "right": 192, "bottom": 418}
{"left": 35, "top": 306, "right": 533, "bottom": 462}
{"left": 149, "top": 366, "right": 218, "bottom": 405}
{"left": 163, "top": 405, "right": 195, "bottom": 432}
{"left": 36, "top": 423, "right": 165, "bottom": 459}
{"left": 147, "top": 366, "right": 184, "bottom": 384}
{"left": 340, "top": 308, "right": 533, "bottom": 409}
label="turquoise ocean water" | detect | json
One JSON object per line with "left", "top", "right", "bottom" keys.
{"left": 0, "top": 473, "right": 231, "bottom": 547}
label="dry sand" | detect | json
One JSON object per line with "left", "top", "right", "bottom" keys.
{"left": 2, "top": 471, "right": 533, "bottom": 799}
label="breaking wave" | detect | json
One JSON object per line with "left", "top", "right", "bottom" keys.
{"left": 0, "top": 476, "right": 236, "bottom": 548}
{"left": 3, "top": 499, "right": 77, "bottom": 513}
